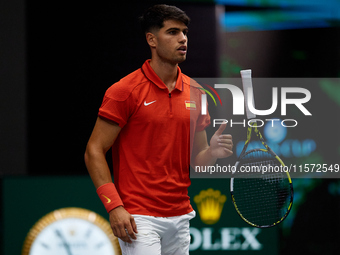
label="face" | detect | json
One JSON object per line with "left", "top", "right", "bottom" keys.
{"left": 148, "top": 19, "right": 188, "bottom": 65}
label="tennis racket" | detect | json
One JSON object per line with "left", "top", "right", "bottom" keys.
{"left": 230, "top": 69, "right": 294, "bottom": 228}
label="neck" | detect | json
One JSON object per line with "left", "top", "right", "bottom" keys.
{"left": 149, "top": 57, "right": 178, "bottom": 92}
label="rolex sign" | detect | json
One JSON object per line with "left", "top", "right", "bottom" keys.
{"left": 189, "top": 179, "right": 278, "bottom": 254}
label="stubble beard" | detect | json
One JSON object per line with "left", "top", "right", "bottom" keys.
{"left": 157, "top": 47, "right": 187, "bottom": 65}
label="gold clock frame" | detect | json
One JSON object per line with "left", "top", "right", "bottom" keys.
{"left": 22, "top": 207, "right": 121, "bottom": 255}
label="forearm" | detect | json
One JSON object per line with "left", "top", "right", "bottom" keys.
{"left": 84, "top": 148, "right": 113, "bottom": 188}
{"left": 194, "top": 146, "right": 217, "bottom": 167}
{"left": 89, "top": 155, "right": 137, "bottom": 243}
{"left": 193, "top": 124, "right": 233, "bottom": 168}
{"left": 85, "top": 147, "right": 124, "bottom": 214}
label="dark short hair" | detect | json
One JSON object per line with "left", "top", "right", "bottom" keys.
{"left": 139, "top": 4, "right": 190, "bottom": 33}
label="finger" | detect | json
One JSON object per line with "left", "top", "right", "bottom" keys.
{"left": 131, "top": 216, "right": 138, "bottom": 234}
{"left": 117, "top": 225, "right": 132, "bottom": 243}
{"left": 224, "top": 148, "right": 233, "bottom": 156}
{"left": 125, "top": 224, "right": 137, "bottom": 240}
{"left": 218, "top": 145, "right": 233, "bottom": 153}
{"left": 223, "top": 148, "right": 234, "bottom": 157}
{"left": 113, "top": 225, "right": 123, "bottom": 238}
{"left": 121, "top": 233, "right": 132, "bottom": 243}
{"left": 217, "top": 138, "right": 233, "bottom": 144}
{"left": 112, "top": 226, "right": 118, "bottom": 237}
{"left": 215, "top": 122, "right": 227, "bottom": 136}
{"left": 218, "top": 142, "right": 233, "bottom": 149}
{"left": 218, "top": 134, "right": 232, "bottom": 139}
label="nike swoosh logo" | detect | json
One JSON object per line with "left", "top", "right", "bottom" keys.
{"left": 144, "top": 100, "right": 157, "bottom": 106}
{"left": 101, "top": 195, "right": 111, "bottom": 203}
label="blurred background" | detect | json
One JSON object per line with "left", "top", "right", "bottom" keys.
{"left": 1, "top": 0, "right": 340, "bottom": 254}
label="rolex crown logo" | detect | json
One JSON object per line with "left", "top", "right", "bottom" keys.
{"left": 194, "top": 188, "right": 227, "bottom": 225}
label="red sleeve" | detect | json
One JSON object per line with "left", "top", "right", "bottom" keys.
{"left": 98, "top": 85, "right": 135, "bottom": 128}
{"left": 188, "top": 77, "right": 211, "bottom": 132}
{"left": 196, "top": 106, "right": 211, "bottom": 132}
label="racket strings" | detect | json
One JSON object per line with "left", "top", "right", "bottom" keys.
{"left": 233, "top": 150, "right": 292, "bottom": 227}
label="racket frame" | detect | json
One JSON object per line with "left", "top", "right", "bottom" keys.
{"left": 230, "top": 70, "right": 293, "bottom": 228}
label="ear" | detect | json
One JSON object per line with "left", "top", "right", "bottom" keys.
{"left": 146, "top": 32, "right": 157, "bottom": 48}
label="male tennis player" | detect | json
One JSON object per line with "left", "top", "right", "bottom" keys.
{"left": 85, "top": 4, "right": 233, "bottom": 255}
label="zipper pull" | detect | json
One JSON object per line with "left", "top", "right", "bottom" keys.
{"left": 169, "top": 93, "right": 171, "bottom": 98}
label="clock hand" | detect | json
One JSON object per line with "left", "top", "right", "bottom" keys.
{"left": 55, "top": 229, "right": 73, "bottom": 255}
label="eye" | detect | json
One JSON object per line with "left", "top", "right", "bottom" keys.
{"left": 168, "top": 30, "right": 177, "bottom": 35}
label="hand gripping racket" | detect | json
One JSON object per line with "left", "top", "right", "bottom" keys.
{"left": 230, "top": 69, "right": 294, "bottom": 228}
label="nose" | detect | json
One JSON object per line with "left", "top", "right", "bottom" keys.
{"left": 179, "top": 32, "right": 187, "bottom": 43}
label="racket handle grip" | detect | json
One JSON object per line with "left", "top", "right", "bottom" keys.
{"left": 240, "top": 69, "right": 256, "bottom": 120}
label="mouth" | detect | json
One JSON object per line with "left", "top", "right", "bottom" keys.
{"left": 177, "top": 45, "right": 187, "bottom": 54}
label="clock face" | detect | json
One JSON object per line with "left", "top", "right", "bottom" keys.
{"left": 22, "top": 208, "right": 121, "bottom": 255}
